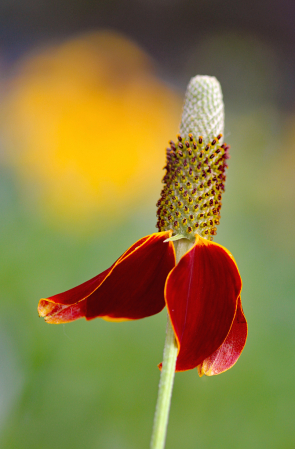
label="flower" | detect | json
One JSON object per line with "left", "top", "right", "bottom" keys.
{"left": 38, "top": 75, "right": 247, "bottom": 376}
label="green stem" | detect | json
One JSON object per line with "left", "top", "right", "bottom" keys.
{"left": 150, "top": 314, "right": 178, "bottom": 449}
{"left": 150, "top": 238, "right": 193, "bottom": 449}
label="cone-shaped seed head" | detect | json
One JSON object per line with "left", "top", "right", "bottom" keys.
{"left": 156, "top": 76, "right": 228, "bottom": 240}
{"left": 180, "top": 75, "right": 224, "bottom": 143}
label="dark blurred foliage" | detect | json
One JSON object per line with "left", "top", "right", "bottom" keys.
{"left": 1, "top": 0, "right": 295, "bottom": 108}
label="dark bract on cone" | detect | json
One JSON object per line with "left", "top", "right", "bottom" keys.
{"left": 156, "top": 133, "right": 229, "bottom": 240}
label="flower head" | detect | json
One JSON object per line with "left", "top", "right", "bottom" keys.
{"left": 38, "top": 75, "right": 247, "bottom": 376}
{"left": 157, "top": 76, "right": 226, "bottom": 240}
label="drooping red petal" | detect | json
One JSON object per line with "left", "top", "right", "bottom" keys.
{"left": 42, "top": 235, "right": 150, "bottom": 306}
{"left": 38, "top": 235, "right": 152, "bottom": 322}
{"left": 197, "top": 297, "right": 247, "bottom": 376}
{"left": 86, "top": 232, "right": 175, "bottom": 321}
{"left": 38, "top": 231, "right": 175, "bottom": 324}
{"left": 165, "top": 235, "right": 242, "bottom": 372}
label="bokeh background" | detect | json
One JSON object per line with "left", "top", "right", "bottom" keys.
{"left": 1, "top": 1, "right": 295, "bottom": 448}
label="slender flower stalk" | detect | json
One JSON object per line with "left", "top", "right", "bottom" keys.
{"left": 150, "top": 316, "right": 177, "bottom": 449}
{"left": 150, "top": 239, "right": 193, "bottom": 449}
{"left": 151, "top": 76, "right": 224, "bottom": 448}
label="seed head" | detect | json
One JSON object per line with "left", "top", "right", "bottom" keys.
{"left": 156, "top": 76, "right": 227, "bottom": 241}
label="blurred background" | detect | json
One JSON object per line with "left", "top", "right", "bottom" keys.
{"left": 0, "top": 1, "right": 295, "bottom": 448}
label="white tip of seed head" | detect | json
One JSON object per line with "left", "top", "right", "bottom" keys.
{"left": 179, "top": 75, "right": 224, "bottom": 143}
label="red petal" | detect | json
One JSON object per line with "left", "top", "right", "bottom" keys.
{"left": 38, "top": 231, "right": 175, "bottom": 324}
{"left": 198, "top": 298, "right": 248, "bottom": 376}
{"left": 38, "top": 235, "right": 151, "bottom": 322}
{"left": 197, "top": 297, "right": 247, "bottom": 376}
{"left": 165, "top": 235, "right": 242, "bottom": 372}
{"left": 86, "top": 232, "right": 175, "bottom": 321}
{"left": 44, "top": 235, "right": 150, "bottom": 306}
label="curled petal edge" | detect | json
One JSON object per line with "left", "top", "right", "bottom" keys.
{"left": 38, "top": 231, "right": 175, "bottom": 324}
{"left": 197, "top": 296, "right": 247, "bottom": 376}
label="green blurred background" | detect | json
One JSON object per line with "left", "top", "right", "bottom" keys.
{"left": 1, "top": 1, "right": 295, "bottom": 448}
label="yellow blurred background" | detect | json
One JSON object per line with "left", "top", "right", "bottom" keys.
{"left": 1, "top": 31, "right": 181, "bottom": 232}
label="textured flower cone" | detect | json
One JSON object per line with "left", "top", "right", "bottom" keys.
{"left": 156, "top": 133, "right": 229, "bottom": 239}
{"left": 156, "top": 76, "right": 228, "bottom": 240}
{"left": 179, "top": 75, "right": 224, "bottom": 141}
